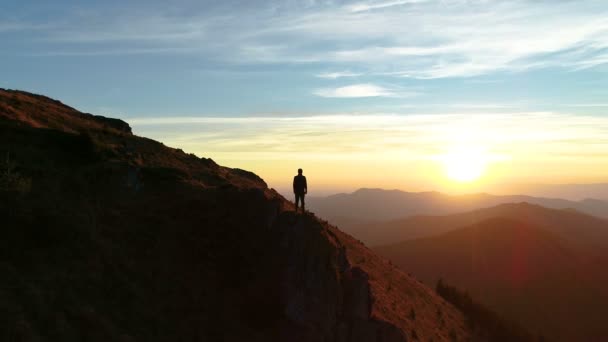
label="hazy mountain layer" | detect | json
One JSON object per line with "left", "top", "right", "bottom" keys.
{"left": 348, "top": 202, "right": 608, "bottom": 247}
{"left": 376, "top": 217, "right": 608, "bottom": 341}
{"left": 308, "top": 188, "right": 608, "bottom": 231}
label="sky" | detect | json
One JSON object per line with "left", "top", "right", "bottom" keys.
{"left": 1, "top": 0, "right": 608, "bottom": 196}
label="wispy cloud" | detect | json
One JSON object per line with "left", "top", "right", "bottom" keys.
{"left": 25, "top": 47, "right": 198, "bottom": 57}
{"left": 447, "top": 104, "right": 515, "bottom": 110}
{"left": 564, "top": 103, "right": 608, "bottom": 108}
{"left": 313, "top": 83, "right": 415, "bottom": 98}
{"left": 128, "top": 112, "right": 608, "bottom": 161}
{"left": 126, "top": 111, "right": 608, "bottom": 188}
{"left": 316, "top": 71, "right": 362, "bottom": 79}
{"left": 7, "top": 1, "right": 608, "bottom": 79}
{"left": 0, "top": 20, "right": 51, "bottom": 33}
{"left": 235, "top": 1, "right": 608, "bottom": 78}
{"left": 346, "top": 0, "right": 429, "bottom": 13}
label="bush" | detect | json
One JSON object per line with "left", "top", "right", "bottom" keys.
{"left": 436, "top": 279, "right": 546, "bottom": 342}
{"left": 0, "top": 153, "right": 31, "bottom": 194}
{"left": 411, "top": 328, "right": 419, "bottom": 340}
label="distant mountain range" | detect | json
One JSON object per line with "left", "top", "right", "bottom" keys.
{"left": 345, "top": 202, "right": 608, "bottom": 247}
{"left": 506, "top": 183, "right": 608, "bottom": 201}
{"left": 308, "top": 188, "right": 608, "bottom": 232}
{"left": 374, "top": 206, "right": 608, "bottom": 341}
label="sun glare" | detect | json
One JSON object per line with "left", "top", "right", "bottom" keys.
{"left": 441, "top": 146, "right": 488, "bottom": 182}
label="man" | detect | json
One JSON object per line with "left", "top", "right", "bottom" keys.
{"left": 293, "top": 168, "right": 307, "bottom": 213}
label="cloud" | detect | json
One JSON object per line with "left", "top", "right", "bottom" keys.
{"left": 10, "top": 1, "right": 608, "bottom": 78}
{"left": 25, "top": 47, "right": 198, "bottom": 57}
{"left": 258, "top": 0, "right": 608, "bottom": 77}
{"left": 564, "top": 103, "right": 608, "bottom": 108}
{"left": 316, "top": 71, "right": 362, "bottom": 79}
{"left": 447, "top": 104, "right": 516, "bottom": 109}
{"left": 0, "top": 16, "right": 54, "bottom": 33}
{"left": 127, "top": 112, "right": 608, "bottom": 162}
{"left": 346, "top": 0, "right": 429, "bottom": 13}
{"left": 125, "top": 111, "right": 608, "bottom": 192}
{"left": 313, "top": 84, "right": 398, "bottom": 98}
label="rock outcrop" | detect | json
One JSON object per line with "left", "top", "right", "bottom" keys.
{"left": 0, "top": 89, "right": 472, "bottom": 341}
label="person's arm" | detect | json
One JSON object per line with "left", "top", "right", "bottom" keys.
{"left": 293, "top": 176, "right": 296, "bottom": 194}
{"left": 304, "top": 177, "right": 308, "bottom": 194}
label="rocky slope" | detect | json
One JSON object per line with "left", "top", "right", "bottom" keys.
{"left": 0, "top": 89, "right": 475, "bottom": 342}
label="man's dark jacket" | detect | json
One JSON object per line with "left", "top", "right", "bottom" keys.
{"left": 293, "top": 175, "right": 307, "bottom": 195}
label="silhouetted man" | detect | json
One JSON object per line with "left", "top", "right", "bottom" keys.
{"left": 293, "top": 168, "right": 307, "bottom": 213}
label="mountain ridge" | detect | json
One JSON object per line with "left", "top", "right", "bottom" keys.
{"left": 308, "top": 188, "right": 608, "bottom": 232}
{"left": 0, "top": 88, "right": 480, "bottom": 341}
{"left": 348, "top": 202, "right": 608, "bottom": 247}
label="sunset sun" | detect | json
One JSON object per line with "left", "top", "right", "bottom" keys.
{"left": 441, "top": 146, "right": 489, "bottom": 182}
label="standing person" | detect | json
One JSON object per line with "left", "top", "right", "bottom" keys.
{"left": 293, "top": 168, "right": 307, "bottom": 213}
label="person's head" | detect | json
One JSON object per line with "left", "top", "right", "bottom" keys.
{"left": 298, "top": 168, "right": 303, "bottom": 175}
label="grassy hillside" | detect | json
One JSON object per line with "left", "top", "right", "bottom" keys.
{"left": 1, "top": 88, "right": 480, "bottom": 342}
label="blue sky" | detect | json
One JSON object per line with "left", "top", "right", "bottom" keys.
{"left": 2, "top": 0, "right": 608, "bottom": 194}
{"left": 2, "top": 0, "right": 607, "bottom": 116}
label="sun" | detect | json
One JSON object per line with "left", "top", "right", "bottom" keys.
{"left": 441, "top": 146, "right": 488, "bottom": 182}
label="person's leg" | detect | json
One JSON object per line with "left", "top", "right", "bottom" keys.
{"left": 295, "top": 194, "right": 300, "bottom": 212}
{"left": 301, "top": 194, "right": 305, "bottom": 212}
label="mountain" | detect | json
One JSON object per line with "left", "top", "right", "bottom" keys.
{"left": 506, "top": 183, "right": 608, "bottom": 201}
{"left": 375, "top": 217, "right": 608, "bottom": 341}
{"left": 308, "top": 188, "right": 608, "bottom": 235}
{"left": 0, "top": 88, "right": 487, "bottom": 341}
{"left": 348, "top": 202, "right": 608, "bottom": 247}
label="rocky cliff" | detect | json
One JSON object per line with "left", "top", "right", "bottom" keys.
{"left": 0, "top": 89, "right": 472, "bottom": 341}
